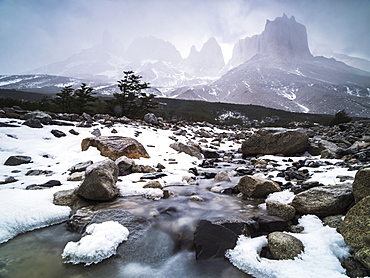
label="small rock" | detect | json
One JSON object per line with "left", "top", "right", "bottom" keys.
{"left": 189, "top": 195, "right": 204, "bottom": 202}
{"left": 23, "top": 118, "right": 43, "bottom": 128}
{"left": 214, "top": 171, "right": 231, "bottom": 182}
{"left": 68, "top": 160, "right": 93, "bottom": 173}
{"left": 91, "top": 128, "right": 101, "bottom": 137}
{"left": 143, "top": 181, "right": 163, "bottom": 189}
{"left": 140, "top": 172, "right": 168, "bottom": 180}
{"left": 69, "top": 129, "right": 79, "bottom": 135}
{"left": 67, "top": 172, "right": 85, "bottom": 181}
{"left": 51, "top": 129, "right": 66, "bottom": 138}
{"left": 4, "top": 155, "right": 32, "bottom": 166}
{"left": 268, "top": 232, "right": 304, "bottom": 260}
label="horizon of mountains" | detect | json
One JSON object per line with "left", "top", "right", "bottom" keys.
{"left": 1, "top": 14, "right": 370, "bottom": 117}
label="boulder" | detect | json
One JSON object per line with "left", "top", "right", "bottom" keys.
{"left": 24, "top": 111, "right": 52, "bottom": 124}
{"left": 241, "top": 128, "right": 308, "bottom": 156}
{"left": 236, "top": 175, "right": 281, "bottom": 198}
{"left": 268, "top": 232, "right": 304, "bottom": 260}
{"left": 194, "top": 220, "right": 238, "bottom": 259}
{"left": 355, "top": 248, "right": 370, "bottom": 270}
{"left": 68, "top": 160, "right": 93, "bottom": 173}
{"left": 81, "top": 136, "right": 150, "bottom": 160}
{"left": 352, "top": 167, "right": 370, "bottom": 203}
{"left": 143, "top": 181, "right": 163, "bottom": 189}
{"left": 67, "top": 172, "right": 84, "bottom": 181}
{"left": 266, "top": 201, "right": 296, "bottom": 221}
{"left": 144, "top": 113, "right": 159, "bottom": 125}
{"left": 214, "top": 171, "right": 231, "bottom": 182}
{"left": 320, "top": 140, "right": 342, "bottom": 159}
{"left": 292, "top": 185, "right": 353, "bottom": 217}
{"left": 170, "top": 142, "right": 203, "bottom": 159}
{"left": 53, "top": 188, "right": 93, "bottom": 210}
{"left": 115, "top": 156, "right": 135, "bottom": 176}
{"left": 23, "top": 118, "right": 43, "bottom": 128}
{"left": 76, "top": 159, "right": 119, "bottom": 201}
{"left": 4, "top": 155, "right": 32, "bottom": 166}
{"left": 340, "top": 196, "right": 370, "bottom": 253}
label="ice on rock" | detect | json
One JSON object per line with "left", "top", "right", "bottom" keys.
{"left": 62, "top": 221, "right": 129, "bottom": 266}
{"left": 226, "top": 215, "right": 350, "bottom": 278}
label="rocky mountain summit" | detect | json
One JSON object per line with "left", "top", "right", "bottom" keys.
{"left": 1, "top": 106, "right": 370, "bottom": 277}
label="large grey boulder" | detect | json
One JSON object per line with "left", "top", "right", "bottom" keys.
{"left": 76, "top": 159, "right": 119, "bottom": 201}
{"left": 144, "top": 113, "right": 159, "bottom": 125}
{"left": 319, "top": 140, "right": 342, "bottom": 159}
{"left": 268, "top": 232, "right": 304, "bottom": 260}
{"left": 24, "top": 111, "right": 52, "bottom": 124}
{"left": 292, "top": 185, "right": 353, "bottom": 217}
{"left": 352, "top": 167, "right": 370, "bottom": 203}
{"left": 241, "top": 128, "right": 308, "bottom": 156}
{"left": 236, "top": 175, "right": 281, "bottom": 198}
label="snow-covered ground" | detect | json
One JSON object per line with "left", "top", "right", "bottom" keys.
{"left": 0, "top": 117, "right": 358, "bottom": 277}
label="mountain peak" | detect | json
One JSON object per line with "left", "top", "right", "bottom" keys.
{"left": 229, "top": 14, "right": 312, "bottom": 67}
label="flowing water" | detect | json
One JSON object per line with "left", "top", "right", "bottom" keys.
{"left": 0, "top": 164, "right": 263, "bottom": 278}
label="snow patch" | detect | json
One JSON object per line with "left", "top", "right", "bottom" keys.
{"left": 62, "top": 221, "right": 129, "bottom": 266}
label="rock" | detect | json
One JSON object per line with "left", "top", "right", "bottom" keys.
{"left": 322, "top": 215, "right": 343, "bottom": 229}
{"left": 23, "top": 118, "right": 43, "bottom": 128}
{"left": 341, "top": 196, "right": 370, "bottom": 253}
{"left": 355, "top": 248, "right": 370, "bottom": 270}
{"left": 143, "top": 181, "right": 163, "bottom": 189}
{"left": 189, "top": 195, "right": 204, "bottom": 202}
{"left": 241, "top": 128, "right": 308, "bottom": 156}
{"left": 69, "top": 129, "right": 79, "bottom": 135}
{"left": 0, "top": 176, "right": 18, "bottom": 184}
{"left": 115, "top": 156, "right": 135, "bottom": 176}
{"left": 194, "top": 220, "right": 238, "bottom": 259}
{"left": 292, "top": 184, "right": 354, "bottom": 217}
{"left": 67, "top": 172, "right": 85, "bottom": 181}
{"left": 268, "top": 232, "right": 304, "bottom": 260}
{"left": 81, "top": 136, "right": 150, "bottom": 160}
{"left": 68, "top": 160, "right": 93, "bottom": 173}
{"left": 266, "top": 201, "right": 296, "bottom": 221}
{"left": 51, "top": 129, "right": 66, "bottom": 138}
{"left": 214, "top": 171, "right": 231, "bottom": 182}
{"left": 342, "top": 257, "right": 370, "bottom": 278}
{"left": 4, "top": 155, "right": 32, "bottom": 166}
{"left": 202, "top": 149, "right": 220, "bottom": 159}
{"left": 26, "top": 180, "right": 61, "bottom": 190}
{"left": 320, "top": 140, "right": 342, "bottom": 159}
{"left": 140, "top": 172, "right": 168, "bottom": 180}
{"left": 170, "top": 142, "right": 203, "bottom": 159}
{"left": 252, "top": 215, "right": 288, "bottom": 235}
{"left": 91, "top": 128, "right": 101, "bottom": 137}
{"left": 76, "top": 159, "right": 119, "bottom": 201}
{"left": 24, "top": 111, "right": 52, "bottom": 124}
{"left": 236, "top": 175, "right": 281, "bottom": 198}
{"left": 352, "top": 167, "right": 370, "bottom": 203}
{"left": 132, "top": 164, "right": 156, "bottom": 173}
{"left": 25, "top": 169, "right": 53, "bottom": 176}
{"left": 53, "top": 188, "right": 93, "bottom": 211}
{"left": 144, "top": 113, "right": 159, "bottom": 125}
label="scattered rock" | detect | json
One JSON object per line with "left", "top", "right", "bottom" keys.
{"left": 69, "top": 129, "right": 79, "bottom": 135}
{"left": 67, "top": 172, "right": 85, "bottom": 181}
{"left": 53, "top": 188, "right": 93, "bottom": 211}
{"left": 23, "top": 118, "right": 43, "bottom": 128}
{"left": 266, "top": 201, "right": 296, "bottom": 221}
{"left": 355, "top": 248, "right": 370, "bottom": 271}
{"left": 76, "top": 159, "right": 119, "bottom": 201}
{"left": 144, "top": 113, "right": 159, "bottom": 125}
{"left": 0, "top": 176, "right": 18, "bottom": 184}
{"left": 143, "top": 181, "right": 163, "bottom": 189}
{"left": 352, "top": 166, "right": 370, "bottom": 203}
{"left": 214, "top": 171, "right": 231, "bottom": 182}
{"left": 140, "top": 172, "right": 168, "bottom": 180}
{"left": 91, "top": 128, "right": 101, "bottom": 137}
{"left": 26, "top": 180, "right": 61, "bottom": 190}
{"left": 319, "top": 140, "right": 342, "bottom": 159}
{"left": 241, "top": 129, "right": 308, "bottom": 156}
{"left": 236, "top": 175, "right": 281, "bottom": 198}
{"left": 189, "top": 195, "right": 204, "bottom": 202}
{"left": 342, "top": 256, "right": 370, "bottom": 278}
{"left": 170, "top": 142, "right": 203, "bottom": 159}
{"left": 51, "top": 129, "right": 66, "bottom": 138}
{"left": 247, "top": 215, "right": 289, "bottom": 237}
{"left": 25, "top": 169, "right": 53, "bottom": 176}
{"left": 4, "top": 155, "right": 32, "bottom": 166}
{"left": 68, "top": 160, "right": 93, "bottom": 173}
{"left": 81, "top": 136, "right": 150, "bottom": 160}
{"left": 292, "top": 184, "right": 354, "bottom": 217}
{"left": 268, "top": 231, "right": 304, "bottom": 260}
{"left": 115, "top": 156, "right": 135, "bottom": 176}
{"left": 24, "top": 111, "right": 52, "bottom": 124}
{"left": 322, "top": 215, "right": 343, "bottom": 229}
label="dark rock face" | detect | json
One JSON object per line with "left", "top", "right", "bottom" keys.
{"left": 352, "top": 167, "right": 370, "bottom": 203}
{"left": 292, "top": 185, "right": 354, "bottom": 217}
{"left": 194, "top": 220, "right": 238, "bottom": 260}
{"left": 268, "top": 231, "right": 304, "bottom": 260}
{"left": 4, "top": 155, "right": 32, "bottom": 166}
{"left": 76, "top": 159, "right": 119, "bottom": 201}
{"left": 241, "top": 128, "right": 308, "bottom": 156}
{"left": 236, "top": 175, "right": 281, "bottom": 198}
{"left": 81, "top": 136, "right": 150, "bottom": 160}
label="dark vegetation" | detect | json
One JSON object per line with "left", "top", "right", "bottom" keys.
{"left": 0, "top": 71, "right": 357, "bottom": 127}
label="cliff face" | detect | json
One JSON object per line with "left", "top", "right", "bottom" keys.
{"left": 229, "top": 14, "right": 313, "bottom": 68}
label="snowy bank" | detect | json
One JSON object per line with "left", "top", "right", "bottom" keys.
{"left": 226, "top": 215, "right": 350, "bottom": 278}
{"left": 62, "top": 221, "right": 129, "bottom": 266}
{"left": 0, "top": 188, "right": 71, "bottom": 244}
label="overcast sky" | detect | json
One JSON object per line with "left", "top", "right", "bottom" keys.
{"left": 0, "top": 0, "right": 369, "bottom": 75}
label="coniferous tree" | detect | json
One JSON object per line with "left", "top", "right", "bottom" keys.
{"left": 73, "top": 83, "right": 97, "bottom": 114}
{"left": 330, "top": 109, "right": 352, "bottom": 126}
{"left": 109, "top": 71, "right": 158, "bottom": 118}
{"left": 52, "top": 85, "right": 74, "bottom": 113}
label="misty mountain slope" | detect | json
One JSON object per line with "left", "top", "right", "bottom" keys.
{"left": 173, "top": 14, "right": 370, "bottom": 117}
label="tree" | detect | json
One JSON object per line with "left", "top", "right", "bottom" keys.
{"left": 73, "top": 83, "right": 97, "bottom": 114}
{"left": 52, "top": 85, "right": 74, "bottom": 113}
{"left": 109, "top": 71, "right": 158, "bottom": 118}
{"left": 330, "top": 109, "right": 352, "bottom": 126}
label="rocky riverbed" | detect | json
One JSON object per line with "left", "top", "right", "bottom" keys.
{"left": 0, "top": 108, "right": 369, "bottom": 278}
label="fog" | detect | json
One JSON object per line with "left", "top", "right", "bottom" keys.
{"left": 0, "top": 0, "right": 369, "bottom": 74}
